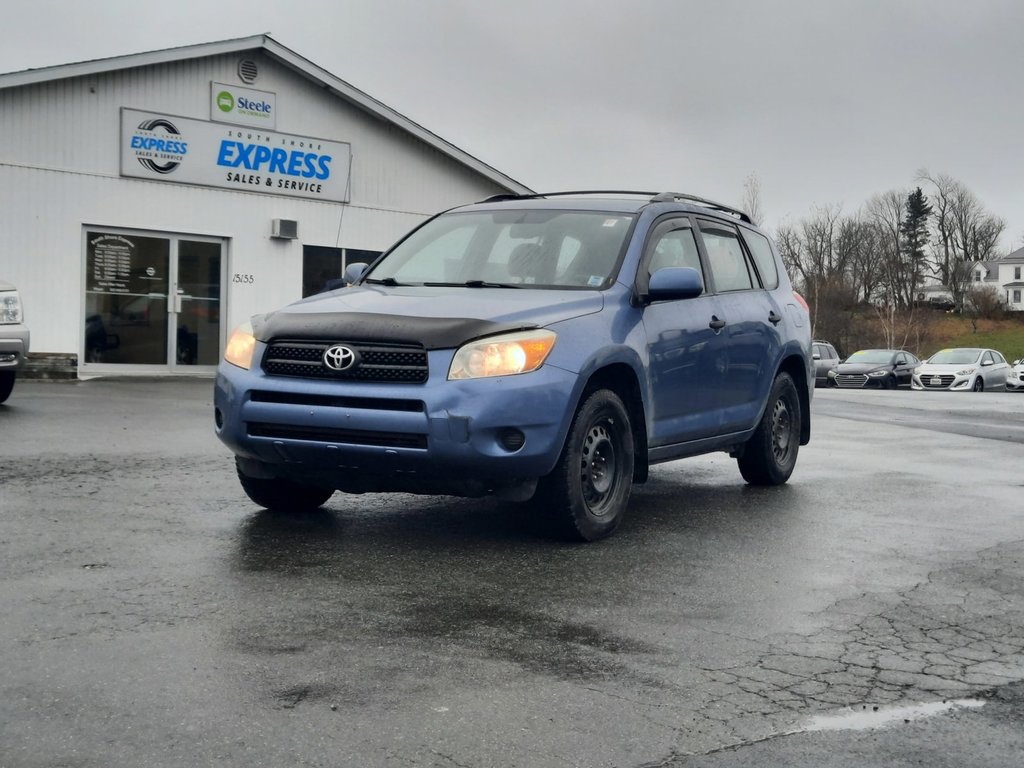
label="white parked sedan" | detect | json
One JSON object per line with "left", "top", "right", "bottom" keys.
{"left": 1006, "top": 358, "right": 1024, "bottom": 392}
{"left": 911, "top": 347, "right": 1010, "bottom": 392}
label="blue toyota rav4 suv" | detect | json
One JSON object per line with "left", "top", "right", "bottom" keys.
{"left": 215, "top": 191, "right": 812, "bottom": 541}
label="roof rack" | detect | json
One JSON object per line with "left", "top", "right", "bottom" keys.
{"left": 648, "top": 192, "right": 751, "bottom": 223}
{"left": 478, "top": 190, "right": 752, "bottom": 223}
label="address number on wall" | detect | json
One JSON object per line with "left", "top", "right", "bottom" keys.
{"left": 232, "top": 273, "right": 255, "bottom": 284}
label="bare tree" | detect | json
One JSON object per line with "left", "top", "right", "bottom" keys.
{"left": 842, "top": 215, "right": 884, "bottom": 304}
{"left": 740, "top": 173, "right": 764, "bottom": 227}
{"left": 866, "top": 190, "right": 907, "bottom": 307}
{"left": 918, "top": 170, "right": 1007, "bottom": 310}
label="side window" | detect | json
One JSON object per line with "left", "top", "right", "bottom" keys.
{"left": 647, "top": 227, "right": 704, "bottom": 289}
{"left": 740, "top": 227, "right": 780, "bottom": 290}
{"left": 827, "top": 345, "right": 838, "bottom": 359}
{"left": 982, "top": 351, "right": 994, "bottom": 364}
{"left": 700, "top": 224, "right": 753, "bottom": 292}
{"left": 895, "top": 353, "right": 906, "bottom": 365}
{"left": 994, "top": 351, "right": 1006, "bottom": 364}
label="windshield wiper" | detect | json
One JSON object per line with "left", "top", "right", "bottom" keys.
{"left": 363, "top": 277, "right": 405, "bottom": 286}
{"left": 423, "top": 280, "right": 522, "bottom": 289}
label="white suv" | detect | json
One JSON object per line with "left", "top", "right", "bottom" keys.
{"left": 0, "top": 280, "right": 30, "bottom": 404}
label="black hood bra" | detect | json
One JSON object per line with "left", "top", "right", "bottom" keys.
{"left": 253, "top": 311, "right": 537, "bottom": 350}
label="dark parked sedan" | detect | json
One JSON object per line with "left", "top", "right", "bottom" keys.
{"left": 832, "top": 349, "right": 920, "bottom": 389}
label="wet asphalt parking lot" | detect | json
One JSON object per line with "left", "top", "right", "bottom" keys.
{"left": 2, "top": 380, "right": 1024, "bottom": 767}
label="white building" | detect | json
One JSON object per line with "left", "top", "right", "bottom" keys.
{"left": 995, "top": 248, "right": 1024, "bottom": 311}
{"left": 0, "top": 35, "right": 531, "bottom": 377}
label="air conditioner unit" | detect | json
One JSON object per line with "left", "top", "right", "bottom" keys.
{"left": 271, "top": 218, "right": 298, "bottom": 239}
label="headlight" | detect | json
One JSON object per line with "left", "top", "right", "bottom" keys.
{"left": 224, "top": 321, "right": 256, "bottom": 369}
{"left": 868, "top": 370, "right": 888, "bottom": 377}
{"left": 448, "top": 329, "right": 557, "bottom": 380}
{"left": 956, "top": 367, "right": 977, "bottom": 376}
{"left": 0, "top": 290, "right": 23, "bottom": 324}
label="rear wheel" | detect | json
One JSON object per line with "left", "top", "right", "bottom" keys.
{"left": 0, "top": 371, "right": 14, "bottom": 404}
{"left": 236, "top": 459, "right": 334, "bottom": 511}
{"left": 973, "top": 376, "right": 984, "bottom": 392}
{"left": 537, "top": 389, "right": 634, "bottom": 542}
{"left": 737, "top": 372, "right": 801, "bottom": 486}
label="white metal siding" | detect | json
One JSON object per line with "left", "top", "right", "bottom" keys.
{"left": 0, "top": 52, "right": 512, "bottom": 356}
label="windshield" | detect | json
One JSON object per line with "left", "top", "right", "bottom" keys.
{"left": 927, "top": 348, "right": 981, "bottom": 365}
{"left": 845, "top": 350, "right": 895, "bottom": 365}
{"left": 365, "top": 209, "right": 635, "bottom": 289}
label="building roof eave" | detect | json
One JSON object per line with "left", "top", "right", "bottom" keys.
{"left": 0, "top": 34, "right": 533, "bottom": 196}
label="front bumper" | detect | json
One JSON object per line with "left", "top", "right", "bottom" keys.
{"left": 214, "top": 346, "right": 579, "bottom": 495}
{"left": 912, "top": 373, "right": 974, "bottom": 391}
{"left": 0, "top": 325, "right": 30, "bottom": 370}
{"left": 1006, "top": 376, "right": 1024, "bottom": 391}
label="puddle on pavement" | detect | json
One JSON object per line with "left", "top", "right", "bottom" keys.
{"left": 804, "top": 699, "right": 985, "bottom": 732}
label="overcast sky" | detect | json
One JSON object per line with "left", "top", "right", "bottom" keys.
{"left": 3, "top": 0, "right": 1022, "bottom": 250}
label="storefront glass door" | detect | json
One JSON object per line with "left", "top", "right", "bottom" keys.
{"left": 84, "top": 230, "right": 224, "bottom": 372}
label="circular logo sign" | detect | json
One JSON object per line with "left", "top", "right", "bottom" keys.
{"left": 216, "top": 91, "right": 235, "bottom": 113}
{"left": 323, "top": 345, "right": 358, "bottom": 372}
{"left": 134, "top": 117, "right": 185, "bottom": 174}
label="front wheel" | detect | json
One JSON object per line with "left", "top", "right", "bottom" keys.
{"left": 972, "top": 377, "right": 984, "bottom": 392}
{"left": 236, "top": 459, "right": 334, "bottom": 511}
{"left": 536, "top": 389, "right": 634, "bottom": 542}
{"left": 0, "top": 371, "right": 14, "bottom": 404}
{"left": 737, "top": 372, "right": 801, "bottom": 486}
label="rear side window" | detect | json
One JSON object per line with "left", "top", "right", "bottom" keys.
{"left": 740, "top": 228, "right": 780, "bottom": 290}
{"left": 699, "top": 224, "right": 753, "bottom": 292}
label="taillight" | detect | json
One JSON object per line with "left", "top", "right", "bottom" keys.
{"left": 793, "top": 291, "right": 810, "bottom": 312}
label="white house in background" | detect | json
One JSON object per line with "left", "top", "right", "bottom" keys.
{"left": 996, "top": 247, "right": 1024, "bottom": 311}
{"left": 916, "top": 250, "right": 1024, "bottom": 311}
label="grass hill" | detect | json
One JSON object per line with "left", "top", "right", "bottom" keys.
{"left": 927, "top": 315, "right": 1024, "bottom": 362}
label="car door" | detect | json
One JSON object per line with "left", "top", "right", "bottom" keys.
{"left": 893, "top": 352, "right": 911, "bottom": 387}
{"left": 984, "top": 350, "right": 1009, "bottom": 388}
{"left": 695, "top": 218, "right": 782, "bottom": 432}
{"left": 639, "top": 217, "right": 728, "bottom": 445}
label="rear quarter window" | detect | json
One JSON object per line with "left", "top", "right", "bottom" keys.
{"left": 740, "top": 227, "right": 780, "bottom": 290}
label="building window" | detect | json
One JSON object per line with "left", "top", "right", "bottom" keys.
{"left": 302, "top": 246, "right": 383, "bottom": 297}
{"left": 1016, "top": 266, "right": 1022, "bottom": 280}
{"left": 1014, "top": 289, "right": 1022, "bottom": 304}
{"left": 303, "top": 245, "right": 343, "bottom": 297}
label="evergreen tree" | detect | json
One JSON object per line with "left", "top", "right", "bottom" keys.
{"left": 901, "top": 187, "right": 932, "bottom": 305}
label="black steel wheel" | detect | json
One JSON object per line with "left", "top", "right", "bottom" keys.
{"left": 236, "top": 458, "right": 334, "bottom": 511}
{"left": 737, "top": 372, "right": 801, "bottom": 486}
{"left": 537, "top": 389, "right": 634, "bottom": 542}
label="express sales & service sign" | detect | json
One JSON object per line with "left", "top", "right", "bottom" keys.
{"left": 119, "top": 108, "right": 351, "bottom": 203}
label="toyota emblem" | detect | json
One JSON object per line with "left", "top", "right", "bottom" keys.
{"left": 323, "top": 344, "right": 358, "bottom": 371}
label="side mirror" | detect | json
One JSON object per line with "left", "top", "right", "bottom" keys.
{"left": 344, "top": 262, "right": 369, "bottom": 284}
{"left": 981, "top": 359, "right": 993, "bottom": 367}
{"left": 646, "top": 267, "right": 703, "bottom": 302}
{"left": 812, "top": 353, "right": 821, "bottom": 361}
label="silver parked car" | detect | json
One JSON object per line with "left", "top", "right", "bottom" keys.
{"left": 0, "top": 279, "right": 30, "bottom": 404}
{"left": 1006, "top": 358, "right": 1024, "bottom": 392}
{"left": 911, "top": 347, "right": 1009, "bottom": 392}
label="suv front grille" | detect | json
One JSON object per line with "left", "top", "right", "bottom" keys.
{"left": 262, "top": 340, "right": 428, "bottom": 383}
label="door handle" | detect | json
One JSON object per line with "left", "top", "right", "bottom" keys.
{"left": 708, "top": 316, "right": 726, "bottom": 331}
{"left": 768, "top": 311, "right": 783, "bottom": 325}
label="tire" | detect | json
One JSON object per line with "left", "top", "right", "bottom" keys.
{"left": 0, "top": 371, "right": 14, "bottom": 404}
{"left": 737, "top": 372, "right": 801, "bottom": 486}
{"left": 972, "top": 377, "right": 984, "bottom": 392}
{"left": 536, "top": 389, "right": 634, "bottom": 542}
{"left": 882, "top": 375, "right": 896, "bottom": 390}
{"left": 236, "top": 459, "right": 334, "bottom": 511}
